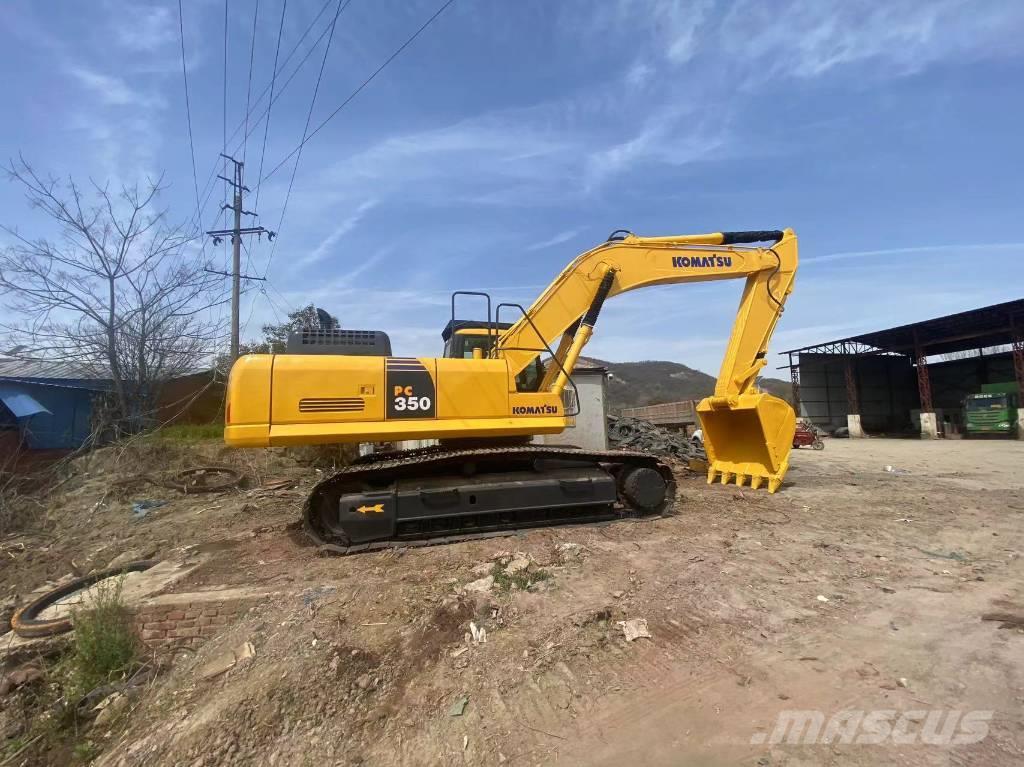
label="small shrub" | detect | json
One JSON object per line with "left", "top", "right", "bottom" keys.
{"left": 68, "top": 576, "right": 141, "bottom": 697}
{"left": 491, "top": 563, "right": 553, "bottom": 593}
{"left": 73, "top": 740, "right": 99, "bottom": 763}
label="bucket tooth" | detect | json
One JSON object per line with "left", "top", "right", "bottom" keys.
{"left": 750, "top": 475, "right": 764, "bottom": 490}
{"left": 707, "top": 467, "right": 718, "bottom": 485}
{"left": 767, "top": 477, "right": 782, "bottom": 494}
{"left": 720, "top": 471, "right": 732, "bottom": 485}
{"left": 735, "top": 473, "right": 747, "bottom": 487}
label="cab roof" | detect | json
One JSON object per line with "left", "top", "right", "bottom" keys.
{"left": 441, "top": 319, "right": 513, "bottom": 342}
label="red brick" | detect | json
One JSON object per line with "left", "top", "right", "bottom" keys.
{"left": 183, "top": 610, "right": 200, "bottom": 620}
{"left": 141, "top": 629, "right": 165, "bottom": 640}
{"left": 171, "top": 626, "right": 200, "bottom": 639}
{"left": 200, "top": 609, "right": 219, "bottom": 618}
{"left": 164, "top": 610, "right": 185, "bottom": 621}
{"left": 196, "top": 617, "right": 214, "bottom": 627}
{"left": 209, "top": 615, "right": 228, "bottom": 626}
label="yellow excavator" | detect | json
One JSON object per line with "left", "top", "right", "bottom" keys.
{"left": 225, "top": 228, "right": 798, "bottom": 552}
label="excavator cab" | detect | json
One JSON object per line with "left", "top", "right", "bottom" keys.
{"left": 441, "top": 320, "right": 545, "bottom": 392}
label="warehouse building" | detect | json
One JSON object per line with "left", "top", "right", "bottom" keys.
{"left": 781, "top": 299, "right": 1024, "bottom": 439}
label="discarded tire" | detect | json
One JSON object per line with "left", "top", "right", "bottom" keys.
{"left": 163, "top": 466, "right": 242, "bottom": 494}
{"left": 607, "top": 414, "right": 704, "bottom": 461}
{"left": 11, "top": 560, "right": 159, "bottom": 639}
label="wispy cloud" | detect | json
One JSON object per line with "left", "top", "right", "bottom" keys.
{"left": 586, "top": 0, "right": 712, "bottom": 65}
{"left": 805, "top": 242, "right": 1024, "bottom": 266}
{"left": 584, "top": 107, "right": 726, "bottom": 192}
{"left": 296, "top": 200, "right": 379, "bottom": 267}
{"left": 723, "top": 0, "right": 1024, "bottom": 81}
{"left": 584, "top": 1, "right": 1024, "bottom": 84}
{"left": 526, "top": 228, "right": 582, "bottom": 251}
{"left": 66, "top": 66, "right": 162, "bottom": 108}
{"left": 109, "top": 3, "right": 176, "bottom": 52}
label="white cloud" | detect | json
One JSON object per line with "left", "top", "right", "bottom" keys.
{"left": 584, "top": 107, "right": 725, "bottom": 191}
{"left": 111, "top": 4, "right": 176, "bottom": 52}
{"left": 625, "top": 60, "right": 654, "bottom": 88}
{"left": 585, "top": 1, "right": 1024, "bottom": 84}
{"left": 720, "top": 0, "right": 1024, "bottom": 81}
{"left": 526, "top": 229, "right": 582, "bottom": 252}
{"left": 805, "top": 242, "right": 1024, "bottom": 266}
{"left": 590, "top": 1, "right": 712, "bottom": 65}
{"left": 296, "top": 200, "right": 379, "bottom": 267}
{"left": 67, "top": 67, "right": 155, "bottom": 107}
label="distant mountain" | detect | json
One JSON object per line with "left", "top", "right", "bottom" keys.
{"left": 577, "top": 357, "right": 793, "bottom": 411}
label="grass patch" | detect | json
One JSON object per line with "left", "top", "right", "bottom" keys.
{"left": 491, "top": 563, "right": 553, "bottom": 593}
{"left": 147, "top": 423, "right": 224, "bottom": 442}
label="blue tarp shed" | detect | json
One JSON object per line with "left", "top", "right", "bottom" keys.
{"left": 0, "top": 358, "right": 109, "bottom": 449}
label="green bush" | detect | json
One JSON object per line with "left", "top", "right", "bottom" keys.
{"left": 68, "top": 576, "right": 141, "bottom": 697}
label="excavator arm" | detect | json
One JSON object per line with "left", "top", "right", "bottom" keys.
{"left": 496, "top": 228, "right": 799, "bottom": 491}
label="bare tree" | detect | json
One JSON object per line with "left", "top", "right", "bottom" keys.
{"left": 0, "top": 157, "right": 225, "bottom": 431}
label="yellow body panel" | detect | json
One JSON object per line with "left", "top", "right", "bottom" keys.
{"left": 435, "top": 358, "right": 508, "bottom": 418}
{"left": 270, "top": 355, "right": 385, "bottom": 425}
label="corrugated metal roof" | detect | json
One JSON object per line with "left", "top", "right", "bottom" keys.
{"left": 0, "top": 357, "right": 110, "bottom": 382}
{"left": 782, "top": 298, "right": 1024, "bottom": 357}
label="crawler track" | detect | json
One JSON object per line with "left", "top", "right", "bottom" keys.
{"left": 304, "top": 445, "right": 676, "bottom": 555}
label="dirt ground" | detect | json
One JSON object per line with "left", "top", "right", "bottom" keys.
{"left": 3, "top": 437, "right": 1024, "bottom": 766}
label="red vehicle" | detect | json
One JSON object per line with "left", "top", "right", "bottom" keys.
{"left": 793, "top": 422, "right": 824, "bottom": 450}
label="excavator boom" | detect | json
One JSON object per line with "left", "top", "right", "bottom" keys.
{"left": 225, "top": 228, "right": 798, "bottom": 550}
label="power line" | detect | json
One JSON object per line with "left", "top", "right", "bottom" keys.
{"left": 223, "top": 0, "right": 229, "bottom": 161}
{"left": 263, "top": 285, "right": 287, "bottom": 324}
{"left": 262, "top": 0, "right": 457, "bottom": 185}
{"left": 261, "top": 0, "right": 351, "bottom": 278}
{"left": 267, "top": 281, "right": 296, "bottom": 315}
{"left": 176, "top": 0, "right": 205, "bottom": 244}
{"left": 191, "top": 0, "right": 336, "bottom": 221}
{"left": 254, "top": 0, "right": 288, "bottom": 213}
{"left": 240, "top": 1, "right": 340, "bottom": 200}
{"left": 222, "top": 0, "right": 230, "bottom": 270}
{"left": 241, "top": 0, "right": 261, "bottom": 164}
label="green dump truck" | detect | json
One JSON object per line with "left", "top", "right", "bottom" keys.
{"left": 964, "top": 382, "right": 1020, "bottom": 437}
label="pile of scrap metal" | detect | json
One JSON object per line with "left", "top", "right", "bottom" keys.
{"left": 607, "top": 414, "right": 705, "bottom": 461}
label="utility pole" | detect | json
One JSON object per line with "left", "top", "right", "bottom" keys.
{"left": 205, "top": 154, "right": 275, "bottom": 361}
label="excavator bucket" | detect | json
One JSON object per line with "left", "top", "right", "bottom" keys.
{"left": 696, "top": 392, "right": 795, "bottom": 493}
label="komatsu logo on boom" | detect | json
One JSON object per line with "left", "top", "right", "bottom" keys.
{"left": 672, "top": 255, "right": 732, "bottom": 268}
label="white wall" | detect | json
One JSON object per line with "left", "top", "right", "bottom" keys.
{"left": 534, "top": 371, "right": 608, "bottom": 451}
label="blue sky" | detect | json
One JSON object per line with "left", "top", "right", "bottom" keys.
{"left": 2, "top": 0, "right": 1023, "bottom": 375}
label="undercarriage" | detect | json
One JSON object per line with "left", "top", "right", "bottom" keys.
{"left": 303, "top": 445, "right": 676, "bottom": 554}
